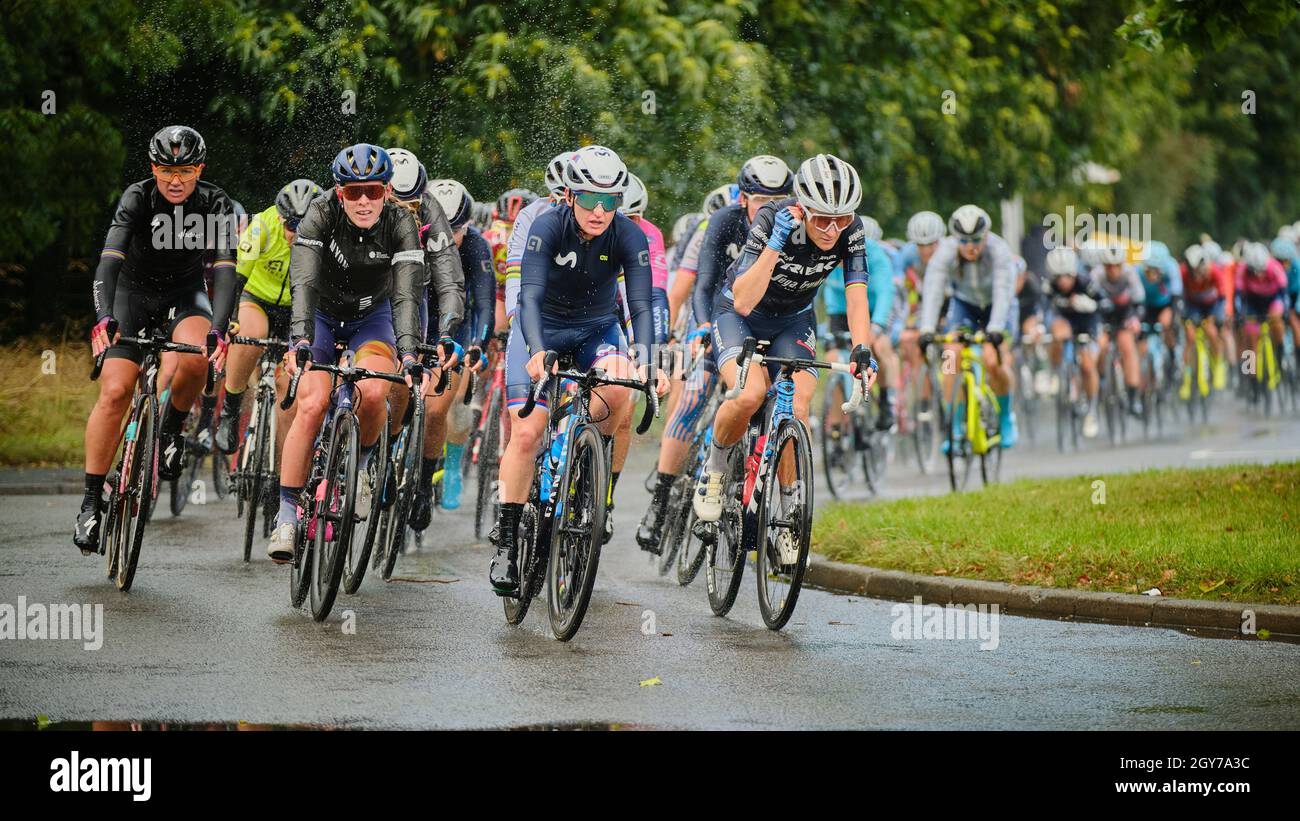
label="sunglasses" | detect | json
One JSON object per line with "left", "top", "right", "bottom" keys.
{"left": 958, "top": 235, "right": 986, "bottom": 246}
{"left": 807, "top": 212, "right": 854, "bottom": 234}
{"left": 746, "top": 194, "right": 783, "bottom": 207}
{"left": 152, "top": 164, "right": 201, "bottom": 182}
{"left": 572, "top": 191, "right": 623, "bottom": 212}
{"left": 284, "top": 217, "right": 301, "bottom": 231}
{"left": 339, "top": 183, "right": 387, "bottom": 202}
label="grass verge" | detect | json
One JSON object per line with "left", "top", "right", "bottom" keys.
{"left": 0, "top": 336, "right": 95, "bottom": 467}
{"left": 813, "top": 462, "right": 1300, "bottom": 605}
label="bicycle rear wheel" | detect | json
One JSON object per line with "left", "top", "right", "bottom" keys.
{"left": 475, "top": 388, "right": 502, "bottom": 540}
{"left": 820, "top": 380, "right": 854, "bottom": 499}
{"left": 755, "top": 419, "right": 813, "bottom": 630}
{"left": 706, "top": 447, "right": 746, "bottom": 616}
{"left": 546, "top": 424, "right": 607, "bottom": 641}
{"left": 116, "top": 398, "right": 158, "bottom": 592}
{"left": 290, "top": 514, "right": 311, "bottom": 608}
{"left": 503, "top": 502, "right": 541, "bottom": 625}
{"left": 241, "top": 395, "right": 271, "bottom": 563}
{"left": 945, "top": 380, "right": 975, "bottom": 492}
{"left": 310, "top": 412, "right": 358, "bottom": 621}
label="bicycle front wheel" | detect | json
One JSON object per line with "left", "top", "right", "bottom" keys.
{"left": 242, "top": 395, "right": 272, "bottom": 563}
{"left": 344, "top": 410, "right": 389, "bottom": 594}
{"left": 546, "top": 424, "right": 608, "bottom": 641}
{"left": 310, "top": 412, "right": 358, "bottom": 621}
{"left": 756, "top": 419, "right": 814, "bottom": 630}
{"left": 706, "top": 447, "right": 747, "bottom": 616}
{"left": 116, "top": 397, "right": 158, "bottom": 592}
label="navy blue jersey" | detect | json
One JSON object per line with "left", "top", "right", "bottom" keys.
{"left": 518, "top": 205, "right": 653, "bottom": 358}
{"left": 457, "top": 225, "right": 496, "bottom": 347}
{"left": 692, "top": 203, "right": 749, "bottom": 325}
{"left": 725, "top": 198, "right": 869, "bottom": 316}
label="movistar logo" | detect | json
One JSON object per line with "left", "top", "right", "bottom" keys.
{"left": 554, "top": 251, "right": 578, "bottom": 268}
{"left": 726, "top": 243, "right": 741, "bottom": 260}
{"left": 426, "top": 232, "right": 452, "bottom": 252}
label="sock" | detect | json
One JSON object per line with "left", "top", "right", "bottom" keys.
{"left": 709, "top": 439, "right": 735, "bottom": 473}
{"left": 418, "top": 458, "right": 438, "bottom": 494}
{"left": 497, "top": 502, "right": 524, "bottom": 548}
{"left": 359, "top": 443, "right": 376, "bottom": 474}
{"left": 277, "top": 485, "right": 302, "bottom": 526}
{"left": 83, "top": 473, "right": 105, "bottom": 510}
{"left": 224, "top": 388, "right": 244, "bottom": 413}
{"left": 997, "top": 394, "right": 1012, "bottom": 422}
{"left": 161, "top": 400, "right": 187, "bottom": 435}
{"left": 198, "top": 393, "right": 218, "bottom": 430}
{"left": 652, "top": 471, "right": 675, "bottom": 507}
{"left": 445, "top": 442, "right": 464, "bottom": 472}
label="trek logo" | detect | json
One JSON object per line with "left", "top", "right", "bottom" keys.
{"left": 554, "top": 251, "right": 578, "bottom": 269}
{"left": 50, "top": 751, "right": 151, "bottom": 801}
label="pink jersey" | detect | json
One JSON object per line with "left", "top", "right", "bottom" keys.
{"left": 1235, "top": 258, "right": 1288, "bottom": 298}
{"left": 639, "top": 217, "right": 669, "bottom": 291}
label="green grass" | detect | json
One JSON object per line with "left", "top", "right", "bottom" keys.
{"left": 814, "top": 462, "right": 1300, "bottom": 605}
{"left": 0, "top": 337, "right": 97, "bottom": 467}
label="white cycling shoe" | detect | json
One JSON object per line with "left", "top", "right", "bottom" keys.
{"left": 267, "top": 522, "right": 295, "bottom": 564}
{"left": 692, "top": 471, "right": 724, "bottom": 522}
{"left": 1082, "top": 412, "right": 1099, "bottom": 439}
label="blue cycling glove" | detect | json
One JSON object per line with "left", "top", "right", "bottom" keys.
{"left": 767, "top": 208, "right": 798, "bottom": 251}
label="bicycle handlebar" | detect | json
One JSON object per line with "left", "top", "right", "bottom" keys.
{"left": 726, "top": 336, "right": 869, "bottom": 413}
{"left": 280, "top": 350, "right": 412, "bottom": 410}
{"left": 519, "top": 350, "right": 659, "bottom": 434}
{"left": 89, "top": 320, "right": 214, "bottom": 384}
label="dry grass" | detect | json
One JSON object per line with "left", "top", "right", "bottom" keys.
{"left": 0, "top": 335, "right": 97, "bottom": 466}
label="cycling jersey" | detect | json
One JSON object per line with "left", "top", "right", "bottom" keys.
{"left": 457, "top": 224, "right": 497, "bottom": 348}
{"left": 667, "top": 213, "right": 707, "bottom": 277}
{"left": 289, "top": 192, "right": 425, "bottom": 358}
{"left": 236, "top": 205, "right": 293, "bottom": 307}
{"left": 816, "top": 239, "right": 895, "bottom": 327}
{"left": 1047, "top": 270, "right": 1100, "bottom": 338}
{"left": 676, "top": 218, "right": 709, "bottom": 278}
{"left": 692, "top": 204, "right": 749, "bottom": 326}
{"left": 1137, "top": 254, "right": 1182, "bottom": 310}
{"left": 93, "top": 178, "right": 238, "bottom": 333}
{"left": 724, "top": 198, "right": 868, "bottom": 316}
{"left": 483, "top": 218, "right": 513, "bottom": 286}
{"left": 919, "top": 232, "right": 1015, "bottom": 334}
{"left": 1235, "top": 259, "right": 1288, "bottom": 300}
{"left": 517, "top": 205, "right": 654, "bottom": 361}
{"left": 415, "top": 190, "right": 466, "bottom": 338}
{"left": 504, "top": 197, "right": 557, "bottom": 320}
{"left": 1089, "top": 265, "right": 1145, "bottom": 308}
{"left": 1181, "top": 265, "right": 1222, "bottom": 306}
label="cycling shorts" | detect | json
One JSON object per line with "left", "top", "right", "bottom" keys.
{"left": 309, "top": 301, "right": 396, "bottom": 366}
{"left": 105, "top": 278, "right": 212, "bottom": 364}
{"left": 505, "top": 315, "right": 629, "bottom": 407}
{"left": 713, "top": 302, "right": 818, "bottom": 380}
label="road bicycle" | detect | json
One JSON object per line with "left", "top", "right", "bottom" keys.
{"left": 1054, "top": 332, "right": 1092, "bottom": 452}
{"left": 470, "top": 333, "right": 509, "bottom": 541}
{"left": 230, "top": 335, "right": 288, "bottom": 563}
{"left": 695, "top": 336, "right": 868, "bottom": 630}
{"left": 90, "top": 321, "right": 214, "bottom": 591}
{"left": 819, "top": 331, "right": 876, "bottom": 498}
{"left": 929, "top": 330, "right": 1002, "bottom": 492}
{"left": 505, "top": 351, "right": 657, "bottom": 640}
{"left": 1097, "top": 323, "right": 1129, "bottom": 447}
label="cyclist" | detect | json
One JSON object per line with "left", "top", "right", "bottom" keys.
{"left": 415, "top": 179, "right": 495, "bottom": 517}
{"left": 1044, "top": 247, "right": 1102, "bottom": 437}
{"left": 1271, "top": 236, "right": 1300, "bottom": 370}
{"left": 485, "top": 187, "right": 537, "bottom": 328}
{"left": 215, "top": 179, "right": 323, "bottom": 454}
{"left": 489, "top": 145, "right": 663, "bottom": 594}
{"left": 266, "top": 144, "right": 426, "bottom": 562}
{"left": 1179, "top": 242, "right": 1228, "bottom": 399}
{"left": 665, "top": 185, "right": 738, "bottom": 337}
{"left": 76, "top": 125, "right": 237, "bottom": 553}
{"left": 1236, "top": 241, "right": 1288, "bottom": 365}
{"left": 820, "top": 230, "right": 896, "bottom": 429}
{"left": 918, "top": 204, "right": 1019, "bottom": 449}
{"left": 637, "top": 155, "right": 792, "bottom": 552}
{"left": 890, "top": 211, "right": 947, "bottom": 416}
{"left": 1091, "top": 245, "right": 1146, "bottom": 417}
{"left": 692, "top": 153, "right": 877, "bottom": 523}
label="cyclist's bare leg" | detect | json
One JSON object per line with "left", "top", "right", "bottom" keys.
{"left": 354, "top": 352, "right": 394, "bottom": 448}
{"left": 712, "top": 357, "right": 770, "bottom": 448}
{"left": 984, "top": 340, "right": 1012, "bottom": 396}
{"left": 84, "top": 359, "right": 140, "bottom": 474}
{"left": 1049, "top": 318, "right": 1069, "bottom": 368}
{"left": 280, "top": 370, "right": 332, "bottom": 487}
{"left": 422, "top": 368, "right": 460, "bottom": 459}
{"left": 590, "top": 353, "right": 636, "bottom": 474}
{"left": 166, "top": 315, "right": 211, "bottom": 414}
{"left": 225, "top": 302, "right": 267, "bottom": 394}
{"left": 1118, "top": 328, "right": 1140, "bottom": 387}
{"left": 1080, "top": 347, "right": 1099, "bottom": 401}
{"left": 499, "top": 406, "right": 547, "bottom": 504}
{"left": 777, "top": 370, "right": 817, "bottom": 486}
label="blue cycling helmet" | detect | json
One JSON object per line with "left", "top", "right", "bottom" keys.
{"left": 332, "top": 143, "right": 393, "bottom": 185}
{"left": 1271, "top": 236, "right": 1297, "bottom": 262}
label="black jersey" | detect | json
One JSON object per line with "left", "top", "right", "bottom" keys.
{"left": 692, "top": 203, "right": 749, "bottom": 325}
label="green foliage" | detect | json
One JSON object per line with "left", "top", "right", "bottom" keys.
{"left": 3, "top": 0, "right": 1300, "bottom": 335}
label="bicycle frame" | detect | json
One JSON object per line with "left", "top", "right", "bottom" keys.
{"left": 931, "top": 330, "right": 1001, "bottom": 455}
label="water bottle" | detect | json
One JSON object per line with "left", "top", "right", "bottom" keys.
{"left": 743, "top": 433, "right": 766, "bottom": 508}
{"left": 541, "top": 426, "right": 566, "bottom": 502}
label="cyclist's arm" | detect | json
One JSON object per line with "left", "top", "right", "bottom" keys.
{"left": 729, "top": 208, "right": 780, "bottom": 316}
{"left": 504, "top": 201, "right": 544, "bottom": 323}
{"left": 986, "top": 236, "right": 1016, "bottom": 334}
{"left": 692, "top": 216, "right": 729, "bottom": 329}
{"left": 918, "top": 239, "right": 955, "bottom": 333}
{"left": 424, "top": 194, "right": 465, "bottom": 340}
{"left": 644, "top": 221, "right": 670, "bottom": 345}
{"left": 517, "top": 213, "right": 559, "bottom": 355}
{"left": 619, "top": 220, "right": 656, "bottom": 361}
{"left": 91, "top": 184, "right": 145, "bottom": 320}
{"left": 288, "top": 205, "right": 328, "bottom": 346}
{"left": 207, "top": 190, "right": 239, "bottom": 335}
{"left": 843, "top": 231, "right": 872, "bottom": 350}
{"left": 391, "top": 209, "right": 427, "bottom": 360}
{"left": 467, "top": 234, "right": 497, "bottom": 347}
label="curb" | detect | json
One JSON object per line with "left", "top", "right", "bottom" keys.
{"left": 0, "top": 483, "right": 81, "bottom": 496}
{"left": 806, "top": 557, "right": 1300, "bottom": 641}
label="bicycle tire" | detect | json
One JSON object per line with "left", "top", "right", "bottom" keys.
{"left": 475, "top": 388, "right": 502, "bottom": 540}
{"left": 755, "top": 418, "right": 814, "bottom": 630}
{"left": 820, "top": 380, "right": 853, "bottom": 499}
{"left": 546, "top": 424, "right": 607, "bottom": 641}
{"left": 310, "top": 411, "right": 358, "bottom": 621}
{"left": 116, "top": 397, "right": 158, "bottom": 592}
{"left": 383, "top": 401, "right": 424, "bottom": 581}
{"left": 242, "top": 394, "right": 272, "bottom": 563}
{"left": 290, "top": 514, "right": 311, "bottom": 608}
{"left": 503, "top": 502, "right": 540, "bottom": 625}
{"left": 706, "top": 446, "right": 747, "bottom": 616}
{"left": 344, "top": 412, "right": 389, "bottom": 594}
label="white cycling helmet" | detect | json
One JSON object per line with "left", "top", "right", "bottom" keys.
{"left": 1278, "top": 224, "right": 1298, "bottom": 244}
{"left": 737, "top": 154, "right": 794, "bottom": 195}
{"left": 426, "top": 178, "right": 473, "bottom": 228}
{"left": 561, "top": 145, "right": 628, "bottom": 194}
{"left": 702, "top": 184, "right": 737, "bottom": 215}
{"left": 544, "top": 151, "right": 570, "bottom": 196}
{"left": 671, "top": 212, "right": 702, "bottom": 246}
{"left": 386, "top": 148, "right": 426, "bottom": 201}
{"left": 948, "top": 204, "right": 991, "bottom": 239}
{"left": 859, "top": 215, "right": 883, "bottom": 241}
{"left": 1046, "top": 247, "right": 1079, "bottom": 277}
{"left": 1243, "top": 241, "right": 1271, "bottom": 273}
{"left": 792, "top": 153, "right": 862, "bottom": 216}
{"left": 620, "top": 172, "right": 647, "bottom": 216}
{"left": 1100, "top": 244, "right": 1126, "bottom": 266}
{"left": 1183, "top": 244, "right": 1205, "bottom": 270}
{"left": 906, "top": 210, "right": 946, "bottom": 244}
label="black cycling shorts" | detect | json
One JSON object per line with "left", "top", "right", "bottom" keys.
{"left": 105, "top": 279, "right": 212, "bottom": 364}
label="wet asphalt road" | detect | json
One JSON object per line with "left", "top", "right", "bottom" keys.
{"left": 1, "top": 400, "right": 1298, "bottom": 729}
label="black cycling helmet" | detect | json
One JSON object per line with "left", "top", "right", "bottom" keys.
{"left": 495, "top": 187, "right": 538, "bottom": 223}
{"left": 275, "top": 179, "right": 324, "bottom": 225}
{"left": 149, "top": 125, "right": 207, "bottom": 166}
